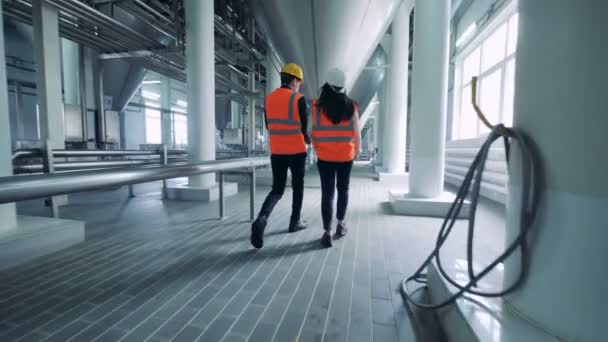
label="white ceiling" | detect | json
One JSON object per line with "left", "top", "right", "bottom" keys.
{"left": 252, "top": 0, "right": 406, "bottom": 97}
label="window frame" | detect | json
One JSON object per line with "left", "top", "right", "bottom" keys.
{"left": 172, "top": 112, "right": 188, "bottom": 146}
{"left": 144, "top": 100, "right": 162, "bottom": 144}
{"left": 452, "top": 2, "right": 518, "bottom": 141}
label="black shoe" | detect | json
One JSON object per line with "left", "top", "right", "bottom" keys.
{"left": 321, "top": 232, "right": 333, "bottom": 248}
{"left": 251, "top": 216, "right": 267, "bottom": 249}
{"left": 288, "top": 219, "right": 307, "bottom": 233}
{"left": 335, "top": 222, "right": 348, "bottom": 238}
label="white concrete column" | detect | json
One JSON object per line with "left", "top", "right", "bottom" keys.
{"left": 185, "top": 0, "right": 215, "bottom": 188}
{"left": 61, "top": 38, "right": 80, "bottom": 105}
{"left": 0, "top": 4, "right": 17, "bottom": 234}
{"left": 377, "top": 33, "right": 392, "bottom": 168}
{"left": 33, "top": 1, "right": 65, "bottom": 149}
{"left": 372, "top": 115, "right": 379, "bottom": 156}
{"left": 358, "top": 96, "right": 378, "bottom": 134}
{"left": 377, "top": 77, "right": 387, "bottom": 167}
{"left": 383, "top": 0, "right": 411, "bottom": 175}
{"left": 504, "top": 2, "right": 608, "bottom": 341}
{"left": 265, "top": 57, "right": 281, "bottom": 93}
{"left": 160, "top": 76, "right": 172, "bottom": 146}
{"left": 265, "top": 57, "right": 280, "bottom": 150}
{"left": 83, "top": 47, "right": 97, "bottom": 140}
{"left": 408, "top": 0, "right": 450, "bottom": 197}
{"left": 370, "top": 119, "right": 376, "bottom": 151}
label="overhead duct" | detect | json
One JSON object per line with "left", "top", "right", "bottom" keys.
{"left": 349, "top": 45, "right": 387, "bottom": 116}
{"left": 95, "top": 3, "right": 172, "bottom": 113}
{"left": 250, "top": 0, "right": 404, "bottom": 98}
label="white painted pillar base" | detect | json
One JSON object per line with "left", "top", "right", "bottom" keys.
{"left": 389, "top": 190, "right": 470, "bottom": 219}
{"left": 166, "top": 181, "right": 238, "bottom": 202}
{"left": 185, "top": 0, "right": 215, "bottom": 189}
{"left": 503, "top": 2, "right": 608, "bottom": 341}
{"left": 377, "top": 172, "right": 409, "bottom": 186}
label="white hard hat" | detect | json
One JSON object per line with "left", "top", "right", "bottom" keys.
{"left": 326, "top": 67, "right": 346, "bottom": 89}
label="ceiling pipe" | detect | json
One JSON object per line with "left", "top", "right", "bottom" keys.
{"left": 3, "top": 0, "right": 265, "bottom": 100}
{"left": 116, "top": 1, "right": 176, "bottom": 41}
{"left": 46, "top": 0, "right": 162, "bottom": 48}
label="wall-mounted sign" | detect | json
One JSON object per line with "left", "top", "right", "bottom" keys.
{"left": 103, "top": 95, "right": 113, "bottom": 109}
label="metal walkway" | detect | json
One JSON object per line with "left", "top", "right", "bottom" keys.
{"left": 0, "top": 164, "right": 505, "bottom": 342}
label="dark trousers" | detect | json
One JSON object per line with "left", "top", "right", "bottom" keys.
{"left": 317, "top": 159, "right": 354, "bottom": 231}
{"left": 258, "top": 153, "right": 307, "bottom": 221}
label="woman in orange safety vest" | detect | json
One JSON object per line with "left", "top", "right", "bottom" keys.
{"left": 311, "top": 68, "right": 361, "bottom": 248}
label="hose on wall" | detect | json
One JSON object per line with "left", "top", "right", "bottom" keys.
{"left": 401, "top": 77, "right": 543, "bottom": 309}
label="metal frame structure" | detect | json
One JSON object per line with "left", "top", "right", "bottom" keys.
{"left": 2, "top": 0, "right": 267, "bottom": 92}
{"left": 3, "top": 0, "right": 270, "bottom": 154}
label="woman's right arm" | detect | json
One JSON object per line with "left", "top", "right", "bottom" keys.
{"left": 353, "top": 110, "right": 361, "bottom": 157}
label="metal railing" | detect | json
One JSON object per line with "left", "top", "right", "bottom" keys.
{"left": 11, "top": 148, "right": 270, "bottom": 174}
{"left": 12, "top": 149, "right": 188, "bottom": 160}
{"left": 11, "top": 148, "right": 190, "bottom": 175}
{"left": 1, "top": 155, "right": 270, "bottom": 220}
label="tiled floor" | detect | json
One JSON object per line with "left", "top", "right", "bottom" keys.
{"left": 0, "top": 165, "right": 505, "bottom": 342}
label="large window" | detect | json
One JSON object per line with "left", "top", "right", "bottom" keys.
{"left": 452, "top": 12, "right": 518, "bottom": 140}
{"left": 145, "top": 101, "right": 162, "bottom": 144}
{"left": 173, "top": 113, "right": 188, "bottom": 146}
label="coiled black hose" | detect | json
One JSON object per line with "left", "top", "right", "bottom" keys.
{"left": 401, "top": 123, "right": 543, "bottom": 309}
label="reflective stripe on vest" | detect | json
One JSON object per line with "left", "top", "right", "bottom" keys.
{"left": 311, "top": 102, "right": 355, "bottom": 140}
{"left": 268, "top": 92, "right": 300, "bottom": 136}
{"left": 314, "top": 105, "right": 355, "bottom": 131}
{"left": 311, "top": 100, "right": 356, "bottom": 161}
{"left": 313, "top": 136, "right": 355, "bottom": 142}
{"left": 269, "top": 129, "right": 302, "bottom": 135}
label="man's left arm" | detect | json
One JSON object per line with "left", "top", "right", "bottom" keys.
{"left": 298, "top": 96, "right": 311, "bottom": 145}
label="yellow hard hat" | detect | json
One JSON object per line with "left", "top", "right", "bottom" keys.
{"left": 280, "top": 63, "right": 304, "bottom": 82}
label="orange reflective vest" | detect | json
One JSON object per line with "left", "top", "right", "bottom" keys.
{"left": 311, "top": 100, "right": 357, "bottom": 162}
{"left": 265, "top": 88, "right": 307, "bottom": 155}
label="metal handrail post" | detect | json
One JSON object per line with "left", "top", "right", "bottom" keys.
{"left": 218, "top": 171, "right": 225, "bottom": 219}
{"left": 128, "top": 184, "right": 135, "bottom": 198}
{"left": 160, "top": 144, "right": 168, "bottom": 199}
{"left": 42, "top": 140, "right": 59, "bottom": 218}
{"left": 249, "top": 168, "right": 256, "bottom": 221}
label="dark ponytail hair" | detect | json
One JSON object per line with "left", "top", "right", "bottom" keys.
{"left": 317, "top": 83, "right": 356, "bottom": 124}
